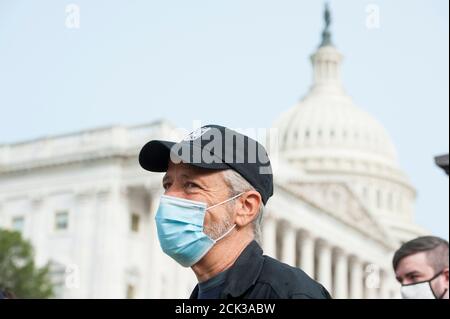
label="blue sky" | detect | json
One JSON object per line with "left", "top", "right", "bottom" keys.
{"left": 0, "top": 0, "right": 448, "bottom": 239}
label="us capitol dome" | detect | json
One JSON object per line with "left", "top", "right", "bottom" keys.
{"left": 272, "top": 5, "right": 424, "bottom": 243}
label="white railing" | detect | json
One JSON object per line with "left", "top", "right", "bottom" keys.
{"left": 0, "top": 120, "right": 181, "bottom": 168}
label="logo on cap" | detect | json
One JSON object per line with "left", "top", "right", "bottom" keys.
{"left": 182, "top": 127, "right": 211, "bottom": 142}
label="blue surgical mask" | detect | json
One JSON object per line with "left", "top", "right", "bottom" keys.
{"left": 155, "top": 193, "right": 243, "bottom": 267}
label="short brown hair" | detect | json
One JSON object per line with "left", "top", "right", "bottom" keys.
{"left": 393, "top": 236, "right": 449, "bottom": 272}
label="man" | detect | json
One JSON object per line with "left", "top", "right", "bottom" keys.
{"left": 139, "top": 124, "right": 331, "bottom": 299}
{"left": 393, "top": 236, "right": 449, "bottom": 299}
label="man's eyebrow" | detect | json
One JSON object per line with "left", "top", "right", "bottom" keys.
{"left": 405, "top": 271, "right": 421, "bottom": 278}
{"left": 396, "top": 270, "right": 422, "bottom": 283}
{"left": 162, "top": 171, "right": 209, "bottom": 186}
{"left": 162, "top": 173, "right": 195, "bottom": 182}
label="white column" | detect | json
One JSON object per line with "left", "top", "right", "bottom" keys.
{"left": 72, "top": 190, "right": 96, "bottom": 298}
{"left": 147, "top": 187, "right": 164, "bottom": 298}
{"left": 299, "top": 231, "right": 315, "bottom": 277}
{"left": 317, "top": 241, "right": 332, "bottom": 293}
{"left": 390, "top": 283, "right": 402, "bottom": 299}
{"left": 334, "top": 249, "right": 348, "bottom": 299}
{"left": 112, "top": 186, "right": 129, "bottom": 298}
{"left": 379, "top": 269, "right": 391, "bottom": 299}
{"left": 281, "top": 224, "right": 296, "bottom": 266}
{"left": 262, "top": 216, "right": 277, "bottom": 258}
{"left": 92, "top": 185, "right": 128, "bottom": 298}
{"left": 365, "top": 263, "right": 380, "bottom": 299}
{"left": 30, "top": 195, "right": 48, "bottom": 267}
{"left": 365, "top": 285, "right": 379, "bottom": 299}
{"left": 91, "top": 189, "right": 110, "bottom": 298}
{"left": 349, "top": 257, "right": 364, "bottom": 299}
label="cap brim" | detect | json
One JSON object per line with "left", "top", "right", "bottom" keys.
{"left": 139, "top": 140, "right": 176, "bottom": 172}
{"left": 139, "top": 140, "right": 230, "bottom": 172}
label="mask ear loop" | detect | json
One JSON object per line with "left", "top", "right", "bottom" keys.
{"left": 206, "top": 192, "right": 245, "bottom": 211}
{"left": 206, "top": 192, "right": 244, "bottom": 242}
{"left": 437, "top": 288, "right": 448, "bottom": 299}
{"left": 428, "top": 270, "right": 447, "bottom": 299}
{"left": 213, "top": 224, "right": 237, "bottom": 243}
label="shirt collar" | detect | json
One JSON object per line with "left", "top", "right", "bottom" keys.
{"left": 220, "top": 240, "right": 265, "bottom": 298}
{"left": 189, "top": 240, "right": 265, "bottom": 299}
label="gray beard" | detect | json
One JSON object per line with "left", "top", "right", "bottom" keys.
{"left": 204, "top": 211, "right": 234, "bottom": 240}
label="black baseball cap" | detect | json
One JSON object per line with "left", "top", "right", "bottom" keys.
{"left": 139, "top": 124, "right": 273, "bottom": 205}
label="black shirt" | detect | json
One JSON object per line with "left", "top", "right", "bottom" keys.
{"left": 197, "top": 268, "right": 229, "bottom": 299}
{"left": 190, "top": 240, "right": 332, "bottom": 299}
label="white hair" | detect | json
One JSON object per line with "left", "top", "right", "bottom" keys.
{"left": 221, "top": 169, "right": 264, "bottom": 244}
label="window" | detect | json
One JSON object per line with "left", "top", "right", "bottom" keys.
{"left": 12, "top": 216, "right": 25, "bottom": 233}
{"left": 130, "top": 213, "right": 140, "bottom": 233}
{"left": 376, "top": 190, "right": 382, "bottom": 209}
{"left": 305, "top": 130, "right": 310, "bottom": 139}
{"left": 55, "top": 211, "right": 69, "bottom": 231}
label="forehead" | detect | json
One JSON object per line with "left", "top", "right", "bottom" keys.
{"left": 165, "top": 161, "right": 224, "bottom": 181}
{"left": 396, "top": 252, "right": 433, "bottom": 276}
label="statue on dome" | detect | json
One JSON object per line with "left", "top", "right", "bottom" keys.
{"left": 320, "top": 3, "right": 333, "bottom": 47}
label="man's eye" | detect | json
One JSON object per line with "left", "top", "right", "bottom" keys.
{"left": 185, "top": 182, "right": 199, "bottom": 189}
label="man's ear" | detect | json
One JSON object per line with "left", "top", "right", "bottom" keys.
{"left": 234, "top": 191, "right": 262, "bottom": 227}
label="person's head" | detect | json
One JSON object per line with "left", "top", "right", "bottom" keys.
{"left": 393, "top": 236, "right": 449, "bottom": 299}
{"left": 139, "top": 124, "right": 273, "bottom": 267}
